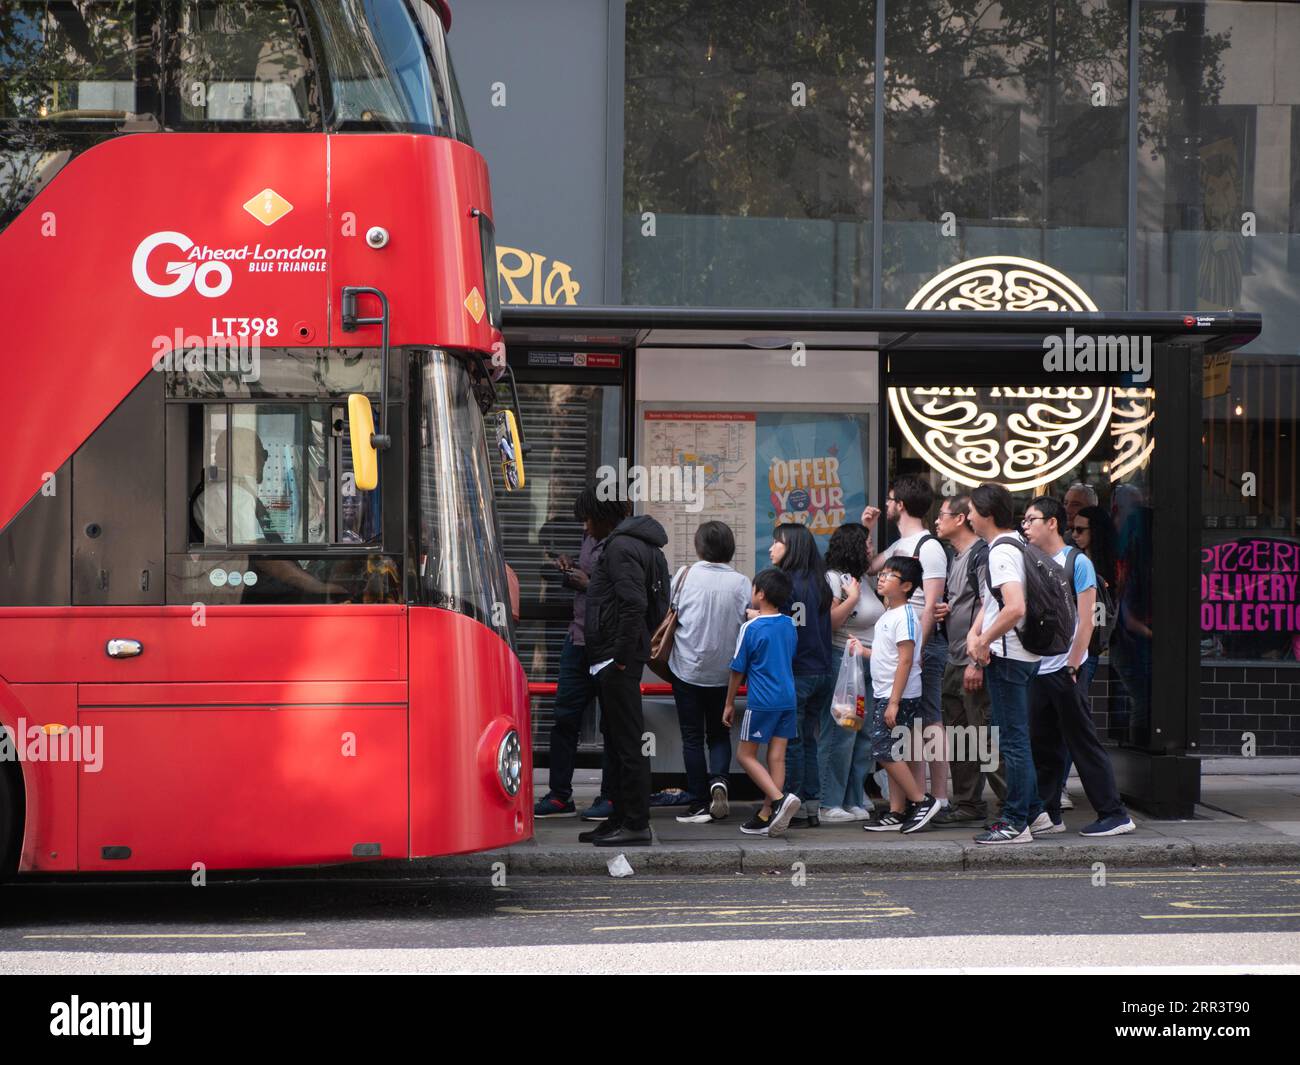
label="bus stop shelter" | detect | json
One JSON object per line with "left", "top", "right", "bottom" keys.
{"left": 502, "top": 305, "right": 1263, "bottom": 818}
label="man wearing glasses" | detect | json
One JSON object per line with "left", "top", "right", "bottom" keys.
{"left": 1020, "top": 497, "right": 1135, "bottom": 837}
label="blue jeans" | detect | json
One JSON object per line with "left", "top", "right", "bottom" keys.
{"left": 546, "top": 636, "right": 609, "bottom": 799}
{"left": 818, "top": 695, "right": 874, "bottom": 810}
{"left": 984, "top": 655, "right": 1042, "bottom": 830}
{"left": 671, "top": 676, "right": 732, "bottom": 803}
{"left": 785, "top": 671, "right": 834, "bottom": 813}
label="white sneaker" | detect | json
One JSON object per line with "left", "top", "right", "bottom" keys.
{"left": 709, "top": 781, "right": 729, "bottom": 820}
{"left": 820, "top": 806, "right": 855, "bottom": 823}
{"left": 1060, "top": 788, "right": 1074, "bottom": 810}
{"left": 848, "top": 806, "right": 872, "bottom": 821}
{"left": 1029, "top": 811, "right": 1066, "bottom": 835}
{"left": 974, "top": 821, "right": 1034, "bottom": 845}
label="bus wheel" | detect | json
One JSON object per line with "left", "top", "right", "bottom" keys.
{"left": 0, "top": 759, "right": 21, "bottom": 883}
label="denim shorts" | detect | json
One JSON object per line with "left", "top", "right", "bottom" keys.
{"left": 870, "top": 696, "right": 923, "bottom": 763}
{"left": 920, "top": 636, "right": 947, "bottom": 726}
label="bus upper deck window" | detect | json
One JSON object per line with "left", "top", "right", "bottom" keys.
{"left": 169, "top": 1, "right": 316, "bottom": 127}
{"left": 0, "top": 2, "right": 137, "bottom": 122}
{"left": 314, "top": 0, "right": 452, "bottom": 136}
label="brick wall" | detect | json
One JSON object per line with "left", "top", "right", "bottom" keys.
{"left": 1198, "top": 664, "right": 1300, "bottom": 755}
{"left": 1084, "top": 662, "right": 1300, "bottom": 756}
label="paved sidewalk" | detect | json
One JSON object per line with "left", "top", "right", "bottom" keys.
{"left": 414, "top": 770, "right": 1300, "bottom": 877}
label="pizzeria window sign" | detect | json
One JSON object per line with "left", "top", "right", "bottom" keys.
{"left": 496, "top": 246, "right": 582, "bottom": 305}
{"left": 1202, "top": 539, "right": 1300, "bottom": 635}
{"left": 891, "top": 257, "right": 1154, "bottom": 490}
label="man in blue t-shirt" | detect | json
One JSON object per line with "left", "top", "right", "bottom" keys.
{"left": 724, "top": 568, "right": 802, "bottom": 837}
{"left": 1021, "top": 497, "right": 1135, "bottom": 837}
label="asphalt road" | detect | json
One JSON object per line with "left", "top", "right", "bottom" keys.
{"left": 1, "top": 867, "right": 1299, "bottom": 971}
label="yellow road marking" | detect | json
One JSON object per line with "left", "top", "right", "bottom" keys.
{"left": 24, "top": 932, "right": 308, "bottom": 940}
{"left": 593, "top": 915, "right": 910, "bottom": 931}
{"left": 500, "top": 904, "right": 909, "bottom": 918}
{"left": 1140, "top": 912, "right": 1300, "bottom": 920}
{"left": 518, "top": 869, "right": 1300, "bottom": 888}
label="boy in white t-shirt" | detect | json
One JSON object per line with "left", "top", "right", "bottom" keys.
{"left": 965, "top": 484, "right": 1042, "bottom": 845}
{"left": 847, "top": 556, "right": 941, "bottom": 835}
{"left": 864, "top": 477, "right": 950, "bottom": 807}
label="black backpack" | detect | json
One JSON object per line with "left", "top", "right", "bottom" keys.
{"left": 911, "top": 532, "right": 954, "bottom": 634}
{"left": 1065, "top": 546, "right": 1119, "bottom": 654}
{"left": 963, "top": 539, "right": 990, "bottom": 625}
{"left": 644, "top": 547, "right": 671, "bottom": 633}
{"left": 985, "top": 535, "right": 1075, "bottom": 656}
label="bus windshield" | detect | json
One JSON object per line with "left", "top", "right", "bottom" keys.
{"left": 416, "top": 350, "right": 512, "bottom": 640}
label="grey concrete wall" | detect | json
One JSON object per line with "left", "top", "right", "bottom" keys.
{"left": 450, "top": 0, "right": 615, "bottom": 304}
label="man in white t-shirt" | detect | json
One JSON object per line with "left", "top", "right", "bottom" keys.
{"left": 1021, "top": 497, "right": 1135, "bottom": 837}
{"left": 965, "top": 483, "right": 1042, "bottom": 844}
{"left": 864, "top": 476, "right": 949, "bottom": 807}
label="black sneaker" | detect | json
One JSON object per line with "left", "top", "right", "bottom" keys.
{"left": 740, "top": 810, "right": 772, "bottom": 836}
{"left": 864, "top": 811, "right": 905, "bottom": 832}
{"left": 709, "top": 780, "right": 729, "bottom": 820}
{"left": 900, "top": 793, "right": 941, "bottom": 834}
{"left": 934, "top": 807, "right": 982, "bottom": 825}
{"left": 533, "top": 792, "right": 577, "bottom": 818}
{"left": 675, "top": 804, "right": 712, "bottom": 824}
{"left": 768, "top": 792, "right": 802, "bottom": 837}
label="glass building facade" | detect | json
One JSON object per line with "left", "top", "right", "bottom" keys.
{"left": 454, "top": 0, "right": 1300, "bottom": 758}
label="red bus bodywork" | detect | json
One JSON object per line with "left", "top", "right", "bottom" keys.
{"left": 0, "top": 128, "right": 532, "bottom": 870}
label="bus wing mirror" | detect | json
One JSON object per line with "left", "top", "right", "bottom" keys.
{"left": 495, "top": 409, "right": 525, "bottom": 491}
{"left": 348, "top": 393, "right": 379, "bottom": 491}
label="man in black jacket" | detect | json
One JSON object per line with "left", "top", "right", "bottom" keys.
{"left": 579, "top": 512, "right": 671, "bottom": 847}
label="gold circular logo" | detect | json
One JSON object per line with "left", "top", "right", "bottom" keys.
{"left": 892, "top": 257, "right": 1151, "bottom": 489}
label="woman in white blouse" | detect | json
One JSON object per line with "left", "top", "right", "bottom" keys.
{"left": 668, "top": 521, "right": 753, "bottom": 824}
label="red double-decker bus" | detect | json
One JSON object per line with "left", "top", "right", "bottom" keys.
{"left": 0, "top": 0, "right": 532, "bottom": 878}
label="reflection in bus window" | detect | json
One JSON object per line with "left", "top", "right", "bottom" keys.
{"left": 418, "top": 350, "right": 512, "bottom": 640}
{"left": 231, "top": 404, "right": 326, "bottom": 544}
{"left": 172, "top": 1, "right": 314, "bottom": 124}
{"left": 195, "top": 404, "right": 327, "bottom": 546}
{"left": 313, "top": 0, "right": 451, "bottom": 135}
{"left": 0, "top": 2, "right": 137, "bottom": 121}
{"left": 336, "top": 405, "right": 381, "bottom": 544}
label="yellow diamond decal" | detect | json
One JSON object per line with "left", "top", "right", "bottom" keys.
{"left": 464, "top": 287, "right": 485, "bottom": 323}
{"left": 243, "top": 187, "right": 294, "bottom": 226}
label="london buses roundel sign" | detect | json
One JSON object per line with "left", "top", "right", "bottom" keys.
{"left": 890, "top": 256, "right": 1153, "bottom": 491}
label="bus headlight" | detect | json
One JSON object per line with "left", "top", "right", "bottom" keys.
{"left": 497, "top": 730, "right": 522, "bottom": 798}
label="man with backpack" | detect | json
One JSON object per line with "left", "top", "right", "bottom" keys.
{"left": 932, "top": 494, "right": 1007, "bottom": 824}
{"left": 1021, "top": 497, "right": 1136, "bottom": 837}
{"left": 965, "top": 484, "right": 1052, "bottom": 844}
{"left": 580, "top": 511, "right": 672, "bottom": 847}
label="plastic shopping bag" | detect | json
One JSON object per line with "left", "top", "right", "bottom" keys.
{"left": 830, "top": 643, "right": 866, "bottom": 732}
